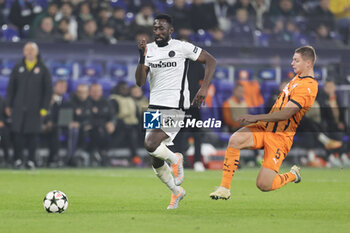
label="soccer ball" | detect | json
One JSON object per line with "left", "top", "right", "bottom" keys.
{"left": 43, "top": 190, "right": 68, "bottom": 213}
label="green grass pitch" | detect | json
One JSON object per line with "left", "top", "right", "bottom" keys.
{"left": 0, "top": 167, "right": 349, "bottom": 233}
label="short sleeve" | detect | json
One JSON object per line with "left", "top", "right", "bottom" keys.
{"left": 144, "top": 54, "right": 150, "bottom": 67}
{"left": 144, "top": 44, "right": 151, "bottom": 67}
{"left": 181, "top": 41, "right": 202, "bottom": 61}
{"left": 290, "top": 82, "right": 318, "bottom": 109}
{"left": 144, "top": 58, "right": 149, "bottom": 67}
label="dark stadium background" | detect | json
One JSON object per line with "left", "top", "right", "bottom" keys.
{"left": 0, "top": 0, "right": 349, "bottom": 168}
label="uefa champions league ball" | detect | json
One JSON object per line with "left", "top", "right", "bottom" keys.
{"left": 43, "top": 190, "right": 68, "bottom": 213}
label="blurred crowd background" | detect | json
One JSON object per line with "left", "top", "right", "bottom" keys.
{"left": 0, "top": 0, "right": 349, "bottom": 46}
{"left": 0, "top": 0, "right": 349, "bottom": 170}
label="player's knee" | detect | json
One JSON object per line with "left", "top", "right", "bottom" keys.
{"left": 256, "top": 180, "right": 272, "bottom": 192}
{"left": 144, "top": 138, "right": 160, "bottom": 153}
{"left": 228, "top": 134, "right": 246, "bottom": 149}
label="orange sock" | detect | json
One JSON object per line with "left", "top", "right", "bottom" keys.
{"left": 220, "top": 147, "right": 240, "bottom": 189}
{"left": 271, "top": 172, "right": 296, "bottom": 190}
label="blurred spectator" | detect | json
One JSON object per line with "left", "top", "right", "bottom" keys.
{"left": 298, "top": 100, "right": 343, "bottom": 167}
{"left": 72, "top": 0, "right": 85, "bottom": 6}
{"left": 213, "top": 0, "right": 232, "bottom": 33}
{"left": 166, "top": 0, "right": 193, "bottom": 39}
{"left": 130, "top": 4, "right": 154, "bottom": 38}
{"left": 317, "top": 80, "right": 348, "bottom": 166}
{"left": 239, "top": 79, "right": 264, "bottom": 114}
{"left": 97, "top": 23, "right": 117, "bottom": 45}
{"left": 329, "top": 0, "right": 350, "bottom": 44}
{"left": 265, "top": 0, "right": 301, "bottom": 31}
{"left": 189, "top": 0, "right": 223, "bottom": 42}
{"left": 227, "top": 8, "right": 255, "bottom": 45}
{"left": 41, "top": 79, "right": 68, "bottom": 167}
{"left": 0, "top": 0, "right": 5, "bottom": 26}
{"left": 66, "top": 84, "right": 92, "bottom": 166}
{"left": 308, "top": 0, "right": 335, "bottom": 31}
{"left": 111, "top": 7, "right": 130, "bottom": 40}
{"left": 229, "top": 0, "right": 256, "bottom": 18}
{"left": 185, "top": 60, "right": 206, "bottom": 171}
{"left": 269, "top": 18, "right": 285, "bottom": 41}
{"left": 30, "top": 2, "right": 59, "bottom": 38}
{"left": 134, "top": 4, "right": 154, "bottom": 27}
{"left": 110, "top": 81, "right": 141, "bottom": 166}
{"left": 285, "top": 20, "right": 302, "bottom": 44}
{"left": 269, "top": 19, "right": 301, "bottom": 45}
{"left": 269, "top": 0, "right": 303, "bottom": 16}
{"left": 130, "top": 85, "right": 148, "bottom": 148}
{"left": 275, "top": 0, "right": 300, "bottom": 17}
{"left": 55, "top": 2, "right": 78, "bottom": 41}
{"left": 9, "top": 0, "right": 41, "bottom": 34}
{"left": 88, "top": 83, "right": 115, "bottom": 166}
{"left": 319, "top": 80, "right": 346, "bottom": 136}
{"left": 53, "top": 0, "right": 84, "bottom": 7}
{"left": 125, "top": 0, "right": 154, "bottom": 13}
{"left": 130, "top": 85, "right": 148, "bottom": 116}
{"left": 88, "top": 0, "right": 105, "bottom": 16}
{"left": 79, "top": 19, "right": 98, "bottom": 42}
{"left": 171, "top": 60, "right": 207, "bottom": 171}
{"left": 222, "top": 83, "right": 248, "bottom": 132}
{"left": 0, "top": 95, "right": 10, "bottom": 167}
{"left": 96, "top": 7, "right": 112, "bottom": 33}
{"left": 190, "top": 0, "right": 218, "bottom": 31}
{"left": 312, "top": 24, "right": 342, "bottom": 47}
{"left": 134, "top": 28, "right": 152, "bottom": 43}
{"left": 252, "top": 0, "right": 269, "bottom": 30}
{"left": 56, "top": 18, "right": 75, "bottom": 42}
{"left": 5, "top": 42, "right": 52, "bottom": 169}
{"left": 76, "top": 1, "right": 94, "bottom": 31}
{"left": 32, "top": 16, "right": 58, "bottom": 42}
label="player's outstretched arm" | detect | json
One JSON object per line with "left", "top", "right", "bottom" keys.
{"left": 192, "top": 50, "right": 216, "bottom": 108}
{"left": 238, "top": 101, "right": 300, "bottom": 123}
{"left": 135, "top": 38, "right": 149, "bottom": 87}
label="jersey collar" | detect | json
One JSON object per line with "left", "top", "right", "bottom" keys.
{"left": 156, "top": 38, "right": 172, "bottom": 47}
{"left": 298, "top": 75, "right": 315, "bottom": 79}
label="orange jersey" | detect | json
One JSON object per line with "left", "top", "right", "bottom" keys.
{"left": 258, "top": 75, "right": 318, "bottom": 138}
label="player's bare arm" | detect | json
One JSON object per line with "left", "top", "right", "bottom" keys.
{"left": 135, "top": 38, "right": 149, "bottom": 87}
{"left": 238, "top": 101, "right": 300, "bottom": 124}
{"left": 191, "top": 50, "right": 216, "bottom": 108}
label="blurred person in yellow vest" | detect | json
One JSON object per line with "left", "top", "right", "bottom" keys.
{"left": 329, "top": 0, "right": 350, "bottom": 44}
{"left": 5, "top": 42, "right": 52, "bottom": 169}
{"left": 110, "top": 81, "right": 142, "bottom": 166}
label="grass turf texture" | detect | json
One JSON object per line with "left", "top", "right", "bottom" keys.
{"left": 0, "top": 168, "right": 349, "bottom": 233}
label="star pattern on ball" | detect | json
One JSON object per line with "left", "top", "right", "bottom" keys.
{"left": 43, "top": 191, "right": 68, "bottom": 213}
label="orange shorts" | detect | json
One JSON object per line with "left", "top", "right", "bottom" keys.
{"left": 246, "top": 124, "right": 293, "bottom": 173}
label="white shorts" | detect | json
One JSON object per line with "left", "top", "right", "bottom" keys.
{"left": 145, "top": 108, "right": 185, "bottom": 146}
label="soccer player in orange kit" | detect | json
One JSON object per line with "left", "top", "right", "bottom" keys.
{"left": 210, "top": 46, "right": 318, "bottom": 199}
